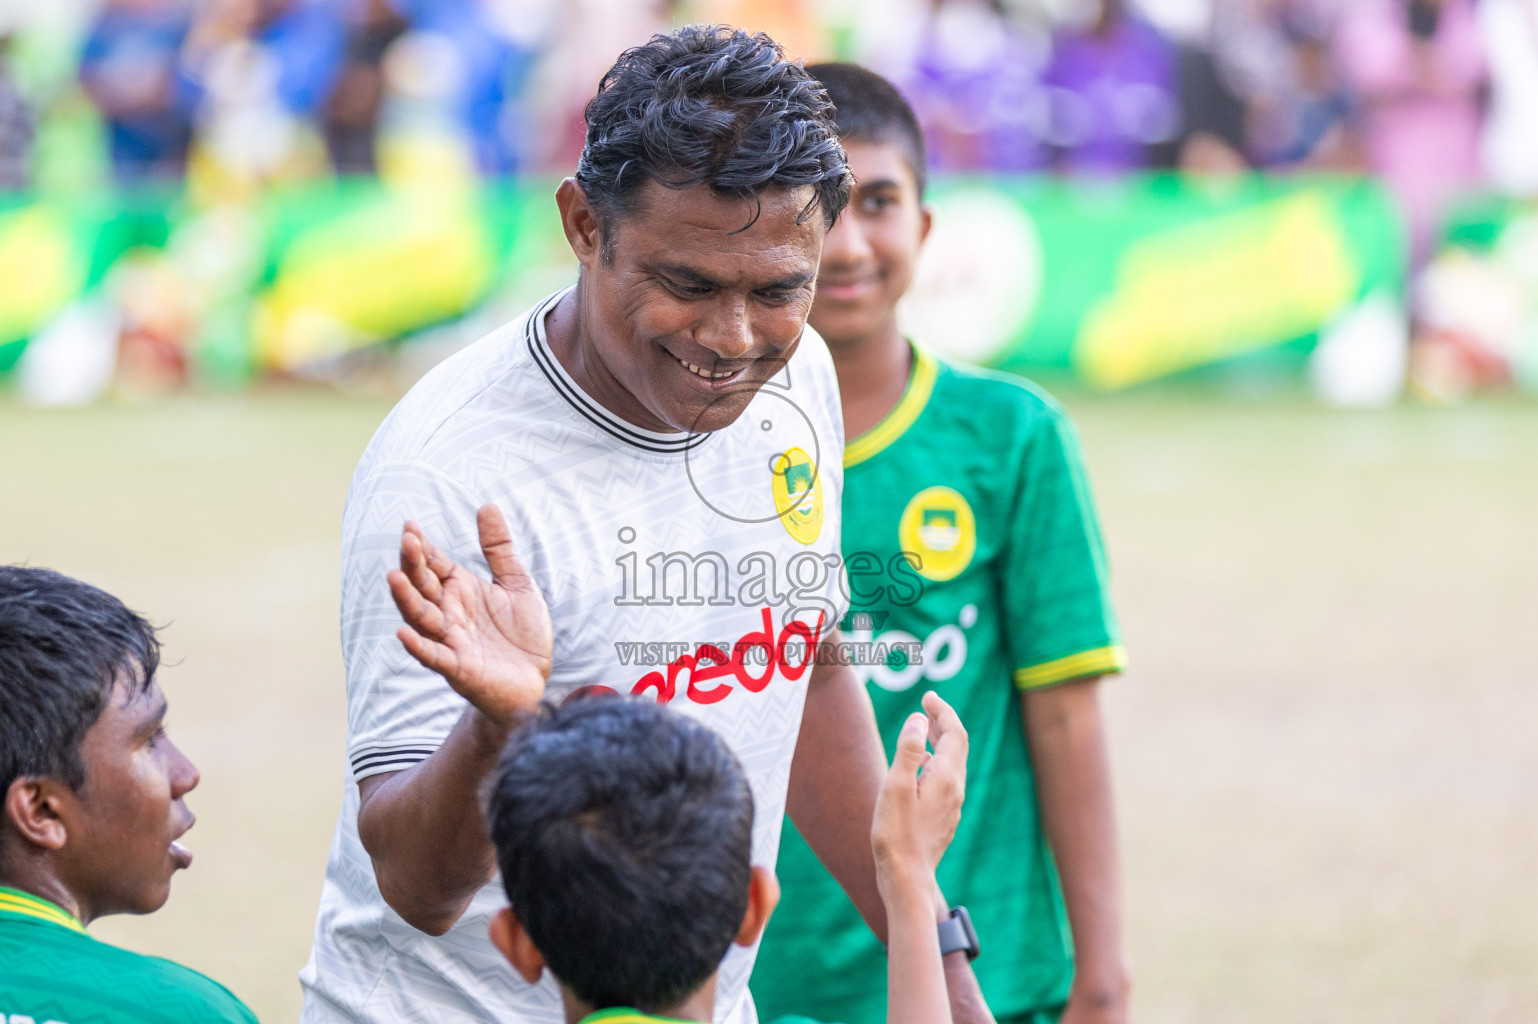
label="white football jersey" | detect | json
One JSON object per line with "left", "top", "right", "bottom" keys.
{"left": 300, "top": 289, "right": 847, "bottom": 1024}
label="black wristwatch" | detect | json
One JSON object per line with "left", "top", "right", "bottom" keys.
{"left": 937, "top": 905, "right": 980, "bottom": 960}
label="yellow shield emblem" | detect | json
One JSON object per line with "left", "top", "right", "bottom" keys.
{"left": 898, "top": 486, "right": 976, "bottom": 581}
{"left": 772, "top": 447, "right": 823, "bottom": 545}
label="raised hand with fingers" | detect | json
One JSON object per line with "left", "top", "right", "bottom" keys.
{"left": 872, "top": 690, "right": 969, "bottom": 899}
{"left": 387, "top": 504, "right": 553, "bottom": 727}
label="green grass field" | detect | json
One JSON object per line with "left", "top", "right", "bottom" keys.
{"left": 2, "top": 389, "right": 1535, "bottom": 1024}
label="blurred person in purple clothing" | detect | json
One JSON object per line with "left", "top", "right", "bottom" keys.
{"left": 80, "top": 0, "right": 200, "bottom": 182}
{"left": 904, "top": 0, "right": 1048, "bottom": 172}
{"left": 1335, "top": 0, "right": 1487, "bottom": 265}
{"left": 1041, "top": 0, "right": 1179, "bottom": 175}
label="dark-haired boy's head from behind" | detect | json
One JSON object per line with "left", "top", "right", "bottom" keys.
{"left": 0, "top": 566, "right": 199, "bottom": 926}
{"left": 552, "top": 25, "right": 851, "bottom": 438}
{"left": 803, "top": 62, "right": 932, "bottom": 353}
{"left": 485, "top": 698, "right": 778, "bottom": 1021}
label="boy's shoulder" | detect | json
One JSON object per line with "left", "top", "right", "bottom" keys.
{"left": 0, "top": 915, "right": 257, "bottom": 1024}
{"left": 925, "top": 350, "right": 1075, "bottom": 439}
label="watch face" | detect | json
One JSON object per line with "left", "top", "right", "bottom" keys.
{"left": 955, "top": 906, "right": 981, "bottom": 960}
{"left": 940, "top": 906, "right": 981, "bottom": 960}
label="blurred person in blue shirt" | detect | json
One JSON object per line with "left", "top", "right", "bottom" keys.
{"left": 80, "top": 0, "right": 200, "bottom": 182}
{"left": 388, "top": 0, "right": 539, "bottom": 174}
{"left": 239, "top": 0, "right": 347, "bottom": 120}
{"left": 1209, "top": 0, "right": 1358, "bottom": 172}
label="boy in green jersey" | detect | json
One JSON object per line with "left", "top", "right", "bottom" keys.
{"left": 752, "top": 65, "right": 1130, "bottom": 1024}
{"left": 0, "top": 566, "right": 256, "bottom": 1024}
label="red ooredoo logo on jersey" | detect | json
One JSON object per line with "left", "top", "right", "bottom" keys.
{"left": 629, "top": 608, "right": 825, "bottom": 706}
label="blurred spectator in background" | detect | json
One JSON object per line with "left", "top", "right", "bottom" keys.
{"left": 1163, "top": 37, "right": 1250, "bottom": 175}
{"left": 1335, "top": 0, "right": 1487, "bottom": 265}
{"left": 1042, "top": 0, "right": 1179, "bottom": 175}
{"left": 80, "top": 0, "right": 199, "bottom": 183}
{"left": 903, "top": 0, "right": 1047, "bottom": 172}
{"left": 1479, "top": 0, "right": 1538, "bottom": 197}
{"left": 534, "top": 0, "right": 676, "bottom": 171}
{"left": 1210, "top": 0, "right": 1357, "bottom": 172}
{"left": 0, "top": 32, "right": 33, "bottom": 191}
{"left": 690, "top": 0, "right": 830, "bottom": 62}
{"left": 389, "top": 0, "right": 540, "bottom": 175}
{"left": 180, "top": 0, "right": 343, "bottom": 198}
{"left": 322, "top": 0, "right": 407, "bottom": 174}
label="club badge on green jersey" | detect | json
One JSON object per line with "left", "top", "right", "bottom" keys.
{"left": 772, "top": 446, "right": 824, "bottom": 545}
{"left": 898, "top": 486, "right": 976, "bottom": 581}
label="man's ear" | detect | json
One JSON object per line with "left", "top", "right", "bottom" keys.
{"left": 4, "top": 778, "right": 68, "bottom": 852}
{"left": 555, "top": 178, "right": 604, "bottom": 269}
{"left": 734, "top": 865, "right": 781, "bottom": 948}
{"left": 489, "top": 906, "right": 546, "bottom": 985}
{"left": 918, "top": 205, "right": 933, "bottom": 248}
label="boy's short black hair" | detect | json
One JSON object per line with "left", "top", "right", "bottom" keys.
{"left": 576, "top": 24, "right": 851, "bottom": 254}
{"left": 487, "top": 697, "right": 754, "bottom": 1013}
{"left": 0, "top": 566, "right": 161, "bottom": 795}
{"left": 806, "top": 62, "right": 928, "bottom": 198}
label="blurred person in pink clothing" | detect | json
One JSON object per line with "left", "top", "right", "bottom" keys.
{"left": 1335, "top": 0, "right": 1487, "bottom": 265}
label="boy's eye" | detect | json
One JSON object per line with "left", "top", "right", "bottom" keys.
{"left": 859, "top": 195, "right": 896, "bottom": 214}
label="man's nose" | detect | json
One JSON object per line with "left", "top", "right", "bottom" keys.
{"left": 695, "top": 296, "right": 754, "bottom": 359}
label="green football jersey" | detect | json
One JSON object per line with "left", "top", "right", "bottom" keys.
{"left": 576, "top": 1009, "right": 837, "bottom": 1024}
{"left": 0, "top": 886, "right": 258, "bottom": 1024}
{"left": 752, "top": 348, "right": 1125, "bottom": 1024}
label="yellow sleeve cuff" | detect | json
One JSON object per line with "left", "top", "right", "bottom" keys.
{"left": 1013, "top": 644, "right": 1127, "bottom": 690}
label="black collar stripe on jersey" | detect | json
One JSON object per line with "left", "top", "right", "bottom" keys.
{"left": 524, "top": 296, "right": 709, "bottom": 454}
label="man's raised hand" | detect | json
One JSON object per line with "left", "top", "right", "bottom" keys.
{"left": 871, "top": 690, "right": 969, "bottom": 899}
{"left": 387, "top": 504, "right": 553, "bottom": 727}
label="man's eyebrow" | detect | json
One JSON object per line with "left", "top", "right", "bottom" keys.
{"left": 760, "top": 270, "right": 816, "bottom": 291}
{"left": 855, "top": 178, "right": 904, "bottom": 192}
{"left": 651, "top": 263, "right": 727, "bottom": 288}
{"left": 651, "top": 264, "right": 815, "bottom": 291}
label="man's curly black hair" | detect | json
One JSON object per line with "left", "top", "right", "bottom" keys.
{"left": 575, "top": 24, "right": 851, "bottom": 255}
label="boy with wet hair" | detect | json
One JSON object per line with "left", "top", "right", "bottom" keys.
{"left": 484, "top": 690, "right": 970, "bottom": 1024}
{"left": 0, "top": 565, "right": 256, "bottom": 1023}
{"left": 752, "top": 64, "right": 1131, "bottom": 1024}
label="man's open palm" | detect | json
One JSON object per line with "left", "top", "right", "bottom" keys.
{"left": 387, "top": 504, "right": 552, "bottom": 725}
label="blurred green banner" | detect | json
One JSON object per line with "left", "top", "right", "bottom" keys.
{"left": 0, "top": 174, "right": 1404, "bottom": 390}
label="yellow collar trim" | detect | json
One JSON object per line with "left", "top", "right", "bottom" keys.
{"left": 578, "top": 1010, "right": 700, "bottom": 1024}
{"left": 844, "top": 345, "right": 938, "bottom": 469}
{"left": 0, "top": 886, "right": 85, "bottom": 933}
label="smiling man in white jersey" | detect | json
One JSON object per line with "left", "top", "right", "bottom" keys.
{"left": 301, "top": 26, "right": 990, "bottom": 1024}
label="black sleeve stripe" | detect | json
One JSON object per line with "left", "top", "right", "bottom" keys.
{"left": 351, "top": 748, "right": 437, "bottom": 771}
{"left": 351, "top": 756, "right": 431, "bottom": 778}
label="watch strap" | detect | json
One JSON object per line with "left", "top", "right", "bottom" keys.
{"left": 937, "top": 906, "right": 980, "bottom": 960}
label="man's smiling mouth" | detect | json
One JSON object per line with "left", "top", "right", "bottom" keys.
{"left": 675, "top": 356, "right": 741, "bottom": 381}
